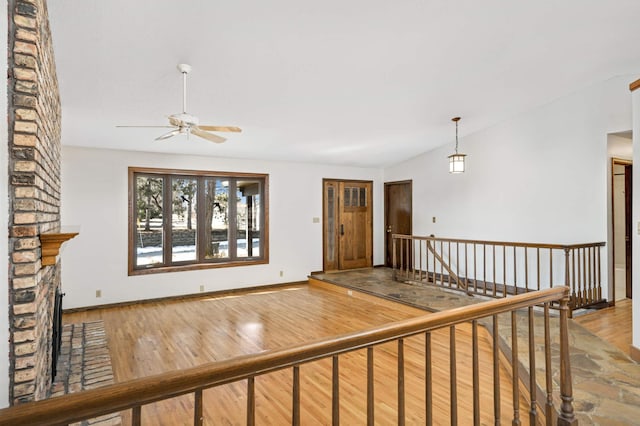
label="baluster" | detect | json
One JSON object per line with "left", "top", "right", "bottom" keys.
{"left": 493, "top": 315, "right": 501, "bottom": 424}
{"left": 596, "top": 245, "right": 602, "bottom": 300}
{"left": 293, "top": 366, "right": 300, "bottom": 426}
{"left": 511, "top": 311, "right": 521, "bottom": 425}
{"left": 563, "top": 247, "right": 570, "bottom": 305}
{"left": 528, "top": 307, "right": 537, "bottom": 424}
{"left": 448, "top": 242, "right": 452, "bottom": 288}
{"left": 483, "top": 244, "right": 487, "bottom": 295}
{"left": 332, "top": 355, "right": 340, "bottom": 426}
{"left": 549, "top": 248, "right": 553, "bottom": 288}
{"left": 465, "top": 243, "right": 469, "bottom": 290}
{"left": 450, "top": 326, "right": 458, "bottom": 425}
{"left": 367, "top": 348, "right": 374, "bottom": 426}
{"left": 440, "top": 240, "right": 444, "bottom": 286}
{"left": 544, "top": 303, "right": 554, "bottom": 425}
{"left": 132, "top": 406, "right": 141, "bottom": 426}
{"left": 571, "top": 249, "right": 582, "bottom": 308}
{"left": 194, "top": 389, "right": 203, "bottom": 426}
{"left": 513, "top": 246, "right": 518, "bottom": 295}
{"left": 473, "top": 243, "right": 477, "bottom": 292}
{"left": 392, "top": 236, "right": 397, "bottom": 280}
{"left": 493, "top": 245, "right": 497, "bottom": 297}
{"left": 536, "top": 247, "right": 541, "bottom": 291}
{"left": 413, "top": 239, "right": 418, "bottom": 281}
{"left": 503, "top": 246, "right": 506, "bottom": 297}
{"left": 432, "top": 239, "right": 436, "bottom": 285}
{"left": 418, "top": 239, "right": 423, "bottom": 282}
{"left": 247, "top": 377, "right": 255, "bottom": 426}
{"left": 456, "top": 242, "right": 460, "bottom": 290}
{"left": 524, "top": 247, "right": 529, "bottom": 292}
{"left": 398, "top": 338, "right": 405, "bottom": 426}
{"left": 472, "top": 320, "right": 480, "bottom": 426}
{"left": 558, "top": 297, "right": 577, "bottom": 425}
{"left": 587, "top": 247, "right": 593, "bottom": 304}
{"left": 426, "top": 332, "right": 433, "bottom": 426}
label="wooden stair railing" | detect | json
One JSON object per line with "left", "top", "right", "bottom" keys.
{"left": 0, "top": 287, "right": 576, "bottom": 425}
{"left": 392, "top": 234, "right": 605, "bottom": 312}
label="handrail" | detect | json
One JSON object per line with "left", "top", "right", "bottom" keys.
{"left": 0, "top": 287, "right": 570, "bottom": 425}
{"left": 394, "top": 233, "right": 605, "bottom": 250}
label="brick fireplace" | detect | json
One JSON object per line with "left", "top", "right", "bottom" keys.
{"left": 7, "top": 0, "right": 63, "bottom": 404}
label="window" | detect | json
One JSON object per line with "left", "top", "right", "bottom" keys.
{"left": 129, "top": 167, "right": 268, "bottom": 275}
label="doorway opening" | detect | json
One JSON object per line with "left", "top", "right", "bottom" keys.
{"left": 612, "top": 158, "right": 632, "bottom": 301}
{"left": 384, "top": 180, "right": 412, "bottom": 268}
{"left": 323, "top": 179, "right": 373, "bottom": 271}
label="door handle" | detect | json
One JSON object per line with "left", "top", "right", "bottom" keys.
{"left": 340, "top": 224, "right": 344, "bottom": 236}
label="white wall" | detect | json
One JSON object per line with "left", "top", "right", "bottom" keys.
{"left": 1, "top": 0, "right": 10, "bottom": 408}
{"left": 60, "top": 146, "right": 383, "bottom": 308}
{"left": 632, "top": 83, "right": 640, "bottom": 350}
{"left": 384, "top": 77, "right": 636, "bottom": 297}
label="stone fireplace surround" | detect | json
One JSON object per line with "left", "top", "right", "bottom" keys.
{"left": 7, "top": 0, "right": 63, "bottom": 404}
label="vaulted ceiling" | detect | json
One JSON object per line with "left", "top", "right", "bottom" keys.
{"left": 48, "top": 1, "right": 640, "bottom": 167}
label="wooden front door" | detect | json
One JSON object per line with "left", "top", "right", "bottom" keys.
{"left": 323, "top": 179, "right": 373, "bottom": 271}
{"left": 384, "top": 180, "right": 412, "bottom": 267}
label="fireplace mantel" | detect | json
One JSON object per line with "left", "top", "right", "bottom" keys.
{"left": 40, "top": 227, "right": 79, "bottom": 266}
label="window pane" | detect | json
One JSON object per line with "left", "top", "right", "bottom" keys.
{"left": 172, "top": 178, "right": 197, "bottom": 262}
{"left": 237, "top": 180, "right": 261, "bottom": 258}
{"left": 326, "top": 186, "right": 334, "bottom": 262}
{"left": 360, "top": 187, "right": 367, "bottom": 207}
{"left": 135, "top": 175, "right": 164, "bottom": 266}
{"left": 204, "top": 178, "right": 229, "bottom": 259}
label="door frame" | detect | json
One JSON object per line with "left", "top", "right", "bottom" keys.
{"left": 322, "top": 178, "right": 374, "bottom": 272}
{"left": 384, "top": 180, "right": 412, "bottom": 267}
{"left": 611, "top": 158, "right": 633, "bottom": 301}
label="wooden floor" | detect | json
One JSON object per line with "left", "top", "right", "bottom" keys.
{"left": 573, "top": 298, "right": 633, "bottom": 355}
{"left": 64, "top": 283, "right": 535, "bottom": 425}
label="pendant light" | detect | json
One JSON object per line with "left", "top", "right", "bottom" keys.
{"left": 448, "top": 116, "right": 466, "bottom": 173}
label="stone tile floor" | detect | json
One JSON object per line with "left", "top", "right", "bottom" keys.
{"left": 51, "top": 320, "right": 121, "bottom": 426}
{"left": 311, "top": 268, "right": 640, "bottom": 425}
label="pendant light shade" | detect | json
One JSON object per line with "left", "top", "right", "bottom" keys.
{"left": 448, "top": 117, "right": 465, "bottom": 174}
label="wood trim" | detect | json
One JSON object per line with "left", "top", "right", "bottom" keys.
{"left": 63, "top": 281, "right": 307, "bottom": 313}
{"left": 631, "top": 344, "right": 640, "bottom": 363}
{"left": 630, "top": 78, "right": 640, "bottom": 92}
{"left": 128, "top": 167, "right": 269, "bottom": 275}
{"left": 40, "top": 228, "right": 79, "bottom": 265}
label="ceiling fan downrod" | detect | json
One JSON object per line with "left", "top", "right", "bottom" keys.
{"left": 177, "top": 63, "right": 192, "bottom": 114}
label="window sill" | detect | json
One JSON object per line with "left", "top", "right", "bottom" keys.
{"left": 128, "top": 258, "right": 268, "bottom": 276}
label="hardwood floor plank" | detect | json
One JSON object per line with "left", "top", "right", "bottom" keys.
{"left": 573, "top": 298, "right": 632, "bottom": 355}
{"left": 64, "top": 283, "right": 533, "bottom": 424}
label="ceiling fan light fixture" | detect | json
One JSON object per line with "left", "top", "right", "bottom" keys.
{"left": 448, "top": 116, "right": 466, "bottom": 174}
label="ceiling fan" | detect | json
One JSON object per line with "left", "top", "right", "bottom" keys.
{"left": 117, "top": 64, "right": 241, "bottom": 143}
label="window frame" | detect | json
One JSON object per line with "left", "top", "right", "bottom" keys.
{"left": 128, "top": 167, "right": 269, "bottom": 276}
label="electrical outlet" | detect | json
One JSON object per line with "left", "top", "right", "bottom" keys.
{"left": 347, "top": 290, "right": 353, "bottom": 296}
{"left": 95, "top": 290, "right": 102, "bottom": 298}
{"left": 199, "top": 285, "right": 204, "bottom": 292}
{"left": 279, "top": 270, "right": 284, "bottom": 277}
{"left": 432, "top": 216, "right": 436, "bottom": 223}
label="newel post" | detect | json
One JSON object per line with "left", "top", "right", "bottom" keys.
{"left": 557, "top": 296, "right": 577, "bottom": 426}
{"left": 563, "top": 247, "right": 573, "bottom": 318}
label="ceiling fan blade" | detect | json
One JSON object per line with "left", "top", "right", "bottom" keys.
{"left": 191, "top": 127, "right": 226, "bottom": 143}
{"left": 116, "top": 125, "right": 174, "bottom": 128}
{"left": 155, "top": 129, "right": 181, "bottom": 141}
{"left": 197, "top": 125, "right": 242, "bottom": 133}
